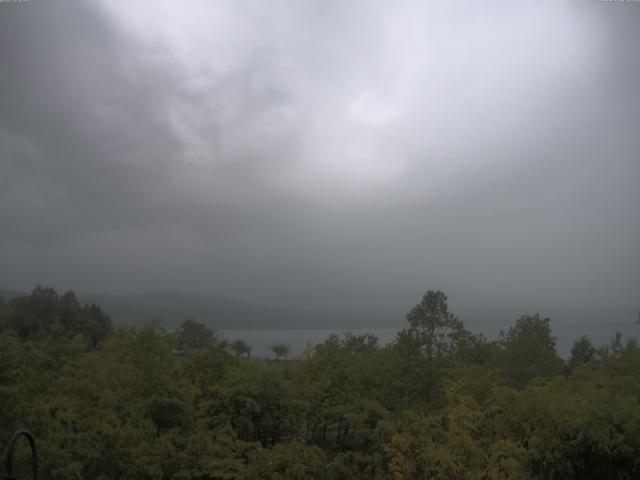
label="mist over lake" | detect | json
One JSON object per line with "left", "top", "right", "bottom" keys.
{"left": 221, "top": 321, "right": 636, "bottom": 360}
{"left": 220, "top": 328, "right": 399, "bottom": 359}
{"left": 1, "top": 0, "right": 639, "bottom": 478}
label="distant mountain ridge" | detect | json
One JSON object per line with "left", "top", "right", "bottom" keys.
{"left": 1, "top": 288, "right": 636, "bottom": 351}
{"left": 0, "top": 288, "right": 25, "bottom": 301}
{"left": 0, "top": 288, "right": 397, "bottom": 330}
{"left": 73, "top": 294, "right": 640, "bottom": 352}
{"left": 79, "top": 291, "right": 324, "bottom": 330}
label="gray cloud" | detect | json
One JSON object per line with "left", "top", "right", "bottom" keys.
{"left": 0, "top": 0, "right": 638, "bottom": 333}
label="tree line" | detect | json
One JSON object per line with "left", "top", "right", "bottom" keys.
{"left": 0, "top": 287, "right": 639, "bottom": 479}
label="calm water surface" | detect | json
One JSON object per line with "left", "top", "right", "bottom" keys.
{"left": 220, "top": 328, "right": 399, "bottom": 359}
{"left": 220, "top": 324, "right": 575, "bottom": 358}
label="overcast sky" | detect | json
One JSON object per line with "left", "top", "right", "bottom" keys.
{"left": 1, "top": 0, "right": 638, "bottom": 323}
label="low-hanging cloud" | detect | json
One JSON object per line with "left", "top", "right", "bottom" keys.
{"left": 1, "top": 0, "right": 638, "bottom": 329}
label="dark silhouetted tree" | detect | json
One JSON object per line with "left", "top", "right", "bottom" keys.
{"left": 499, "top": 313, "right": 563, "bottom": 387}
{"left": 397, "top": 290, "right": 464, "bottom": 399}
{"left": 569, "top": 335, "right": 597, "bottom": 368}
{"left": 175, "top": 318, "right": 217, "bottom": 351}
{"left": 269, "top": 343, "right": 290, "bottom": 361}
{"left": 230, "top": 338, "right": 252, "bottom": 358}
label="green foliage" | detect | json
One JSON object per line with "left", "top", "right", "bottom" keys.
{"left": 402, "top": 291, "right": 464, "bottom": 361}
{"left": 175, "top": 319, "right": 219, "bottom": 352}
{"left": 569, "top": 335, "right": 598, "bottom": 368}
{"left": 229, "top": 339, "right": 251, "bottom": 359}
{"left": 3, "top": 287, "right": 112, "bottom": 349}
{"left": 245, "top": 440, "right": 326, "bottom": 479}
{"left": 0, "top": 286, "right": 638, "bottom": 479}
{"left": 269, "top": 343, "right": 290, "bottom": 361}
{"left": 395, "top": 291, "right": 468, "bottom": 403}
{"left": 498, "top": 314, "right": 564, "bottom": 388}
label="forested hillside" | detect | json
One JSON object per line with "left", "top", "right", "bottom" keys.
{"left": 1, "top": 287, "right": 639, "bottom": 479}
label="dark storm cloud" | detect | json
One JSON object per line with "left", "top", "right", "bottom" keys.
{"left": 0, "top": 0, "right": 638, "bottom": 333}
{"left": 0, "top": 1, "right": 183, "bottom": 244}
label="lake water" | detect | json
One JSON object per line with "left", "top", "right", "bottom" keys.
{"left": 220, "top": 328, "right": 399, "bottom": 359}
{"left": 220, "top": 324, "right": 580, "bottom": 358}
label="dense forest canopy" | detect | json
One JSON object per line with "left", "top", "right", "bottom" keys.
{"left": 0, "top": 287, "right": 639, "bottom": 479}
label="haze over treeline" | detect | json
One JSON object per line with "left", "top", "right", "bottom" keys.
{"left": 1, "top": 1, "right": 639, "bottom": 333}
{"left": 1, "top": 286, "right": 640, "bottom": 479}
{"left": 2, "top": 2, "right": 639, "bottom": 478}
{"left": 0, "top": 287, "right": 636, "bottom": 358}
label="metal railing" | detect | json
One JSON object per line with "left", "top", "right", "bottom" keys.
{"left": 2, "top": 429, "right": 38, "bottom": 480}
